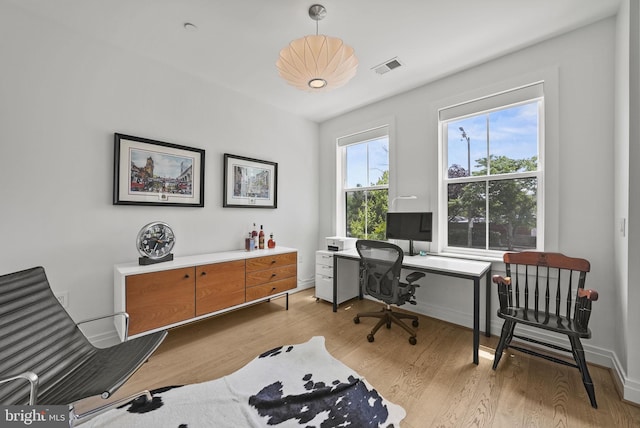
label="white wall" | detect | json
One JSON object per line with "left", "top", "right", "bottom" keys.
{"left": 0, "top": 5, "right": 319, "bottom": 335}
{"left": 320, "top": 16, "right": 638, "bottom": 398}
{"left": 614, "top": 0, "right": 640, "bottom": 403}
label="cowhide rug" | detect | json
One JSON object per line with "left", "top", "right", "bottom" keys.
{"left": 85, "top": 336, "right": 406, "bottom": 427}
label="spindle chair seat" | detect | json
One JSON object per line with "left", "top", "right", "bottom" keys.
{"left": 492, "top": 251, "right": 599, "bottom": 408}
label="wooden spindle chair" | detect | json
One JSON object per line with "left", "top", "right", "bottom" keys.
{"left": 492, "top": 252, "right": 599, "bottom": 408}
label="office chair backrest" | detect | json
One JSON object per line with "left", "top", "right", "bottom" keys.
{"left": 0, "top": 267, "right": 96, "bottom": 404}
{"left": 356, "top": 240, "right": 406, "bottom": 305}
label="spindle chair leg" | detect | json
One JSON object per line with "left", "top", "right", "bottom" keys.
{"left": 493, "top": 320, "right": 516, "bottom": 369}
{"left": 569, "top": 336, "right": 597, "bottom": 408}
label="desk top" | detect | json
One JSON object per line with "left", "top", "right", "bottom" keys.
{"left": 334, "top": 248, "right": 491, "bottom": 277}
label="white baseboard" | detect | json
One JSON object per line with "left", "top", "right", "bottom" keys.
{"left": 611, "top": 353, "right": 640, "bottom": 404}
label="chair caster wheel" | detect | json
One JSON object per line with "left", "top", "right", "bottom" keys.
{"left": 367, "top": 334, "right": 375, "bottom": 342}
{"left": 354, "top": 317, "right": 360, "bottom": 324}
{"left": 412, "top": 320, "right": 419, "bottom": 327}
{"left": 409, "top": 336, "right": 417, "bottom": 345}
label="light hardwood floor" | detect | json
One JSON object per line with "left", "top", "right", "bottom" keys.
{"left": 80, "top": 288, "right": 640, "bottom": 427}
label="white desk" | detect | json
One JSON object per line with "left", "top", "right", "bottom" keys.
{"left": 332, "top": 248, "right": 492, "bottom": 365}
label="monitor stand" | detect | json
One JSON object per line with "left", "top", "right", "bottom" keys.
{"left": 408, "top": 240, "right": 418, "bottom": 256}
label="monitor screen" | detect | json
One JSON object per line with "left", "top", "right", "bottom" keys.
{"left": 386, "top": 212, "right": 433, "bottom": 242}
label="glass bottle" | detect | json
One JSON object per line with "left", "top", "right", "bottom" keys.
{"left": 252, "top": 223, "right": 258, "bottom": 248}
{"left": 268, "top": 233, "right": 276, "bottom": 249}
{"left": 258, "top": 225, "right": 265, "bottom": 249}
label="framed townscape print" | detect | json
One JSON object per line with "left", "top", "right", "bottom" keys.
{"left": 223, "top": 153, "right": 277, "bottom": 208}
{"left": 113, "top": 133, "right": 205, "bottom": 207}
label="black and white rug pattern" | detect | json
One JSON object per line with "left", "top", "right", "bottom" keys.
{"left": 86, "top": 336, "right": 406, "bottom": 427}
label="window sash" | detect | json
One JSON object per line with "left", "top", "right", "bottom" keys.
{"left": 440, "top": 85, "right": 544, "bottom": 254}
{"left": 339, "top": 127, "right": 390, "bottom": 238}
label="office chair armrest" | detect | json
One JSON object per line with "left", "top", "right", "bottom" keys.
{"left": 0, "top": 372, "right": 39, "bottom": 405}
{"left": 405, "top": 271, "right": 425, "bottom": 284}
{"left": 76, "top": 312, "right": 130, "bottom": 341}
{"left": 578, "top": 288, "right": 599, "bottom": 301}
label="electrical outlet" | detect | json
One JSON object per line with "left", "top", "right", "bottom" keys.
{"left": 56, "top": 291, "right": 69, "bottom": 308}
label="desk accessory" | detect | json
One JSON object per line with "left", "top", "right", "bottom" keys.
{"left": 136, "top": 221, "right": 175, "bottom": 265}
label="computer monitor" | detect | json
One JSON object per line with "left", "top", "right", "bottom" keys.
{"left": 386, "top": 212, "right": 433, "bottom": 256}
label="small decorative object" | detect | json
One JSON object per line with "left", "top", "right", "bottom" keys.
{"left": 245, "top": 233, "right": 255, "bottom": 251}
{"left": 113, "top": 133, "right": 205, "bottom": 207}
{"left": 136, "top": 221, "right": 176, "bottom": 265}
{"left": 223, "top": 154, "right": 277, "bottom": 208}
{"left": 268, "top": 233, "right": 276, "bottom": 249}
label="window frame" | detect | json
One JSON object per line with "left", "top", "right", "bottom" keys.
{"left": 337, "top": 125, "right": 391, "bottom": 239}
{"left": 439, "top": 85, "right": 545, "bottom": 257}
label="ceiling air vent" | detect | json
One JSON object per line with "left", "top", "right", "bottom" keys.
{"left": 372, "top": 57, "right": 403, "bottom": 75}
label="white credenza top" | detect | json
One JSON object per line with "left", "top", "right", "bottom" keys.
{"left": 114, "top": 246, "right": 298, "bottom": 275}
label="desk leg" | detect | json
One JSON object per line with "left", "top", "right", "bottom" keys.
{"left": 473, "top": 277, "right": 480, "bottom": 365}
{"left": 485, "top": 268, "right": 491, "bottom": 337}
{"left": 332, "top": 257, "right": 338, "bottom": 312}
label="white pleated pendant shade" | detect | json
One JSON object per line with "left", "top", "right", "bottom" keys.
{"left": 276, "top": 34, "right": 358, "bottom": 91}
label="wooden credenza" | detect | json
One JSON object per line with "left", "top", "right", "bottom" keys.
{"left": 114, "top": 247, "right": 297, "bottom": 339}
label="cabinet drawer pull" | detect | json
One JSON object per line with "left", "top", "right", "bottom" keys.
{"left": 271, "top": 287, "right": 277, "bottom": 292}
{"left": 184, "top": 274, "right": 190, "bottom": 279}
{"left": 271, "top": 260, "right": 277, "bottom": 264}
{"left": 271, "top": 273, "right": 277, "bottom": 277}
{"left": 200, "top": 271, "right": 207, "bottom": 276}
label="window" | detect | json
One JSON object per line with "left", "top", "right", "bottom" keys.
{"left": 440, "top": 83, "right": 543, "bottom": 254}
{"left": 338, "top": 126, "right": 389, "bottom": 239}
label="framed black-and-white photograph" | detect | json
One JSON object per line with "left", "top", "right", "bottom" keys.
{"left": 113, "top": 133, "right": 205, "bottom": 207}
{"left": 223, "top": 153, "right": 277, "bottom": 208}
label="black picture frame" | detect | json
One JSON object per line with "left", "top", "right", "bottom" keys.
{"left": 113, "top": 133, "right": 205, "bottom": 207}
{"left": 223, "top": 153, "right": 278, "bottom": 208}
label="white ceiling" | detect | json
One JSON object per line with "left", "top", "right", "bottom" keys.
{"left": 9, "top": 0, "right": 621, "bottom": 123}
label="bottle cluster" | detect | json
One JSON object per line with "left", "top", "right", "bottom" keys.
{"left": 245, "top": 223, "right": 276, "bottom": 251}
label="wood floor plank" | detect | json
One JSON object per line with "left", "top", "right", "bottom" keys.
{"left": 76, "top": 288, "right": 640, "bottom": 427}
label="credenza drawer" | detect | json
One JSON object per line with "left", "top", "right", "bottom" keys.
{"left": 246, "top": 277, "right": 297, "bottom": 300}
{"left": 246, "top": 252, "right": 297, "bottom": 272}
{"left": 246, "top": 264, "right": 297, "bottom": 287}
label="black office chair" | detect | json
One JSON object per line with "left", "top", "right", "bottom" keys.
{"left": 0, "top": 266, "right": 167, "bottom": 426}
{"left": 353, "top": 240, "right": 425, "bottom": 345}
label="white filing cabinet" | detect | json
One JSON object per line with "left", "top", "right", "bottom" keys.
{"left": 315, "top": 250, "right": 359, "bottom": 305}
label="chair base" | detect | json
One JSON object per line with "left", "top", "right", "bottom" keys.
{"left": 354, "top": 305, "right": 418, "bottom": 345}
{"left": 69, "top": 390, "right": 153, "bottom": 427}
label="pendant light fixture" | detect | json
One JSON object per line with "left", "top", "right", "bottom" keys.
{"left": 276, "top": 4, "right": 358, "bottom": 92}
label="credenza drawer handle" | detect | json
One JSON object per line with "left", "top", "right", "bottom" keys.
{"left": 271, "top": 273, "right": 277, "bottom": 277}
{"left": 271, "top": 287, "right": 277, "bottom": 292}
{"left": 184, "top": 274, "right": 190, "bottom": 279}
{"left": 271, "top": 260, "right": 277, "bottom": 264}
{"left": 200, "top": 271, "right": 207, "bottom": 276}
